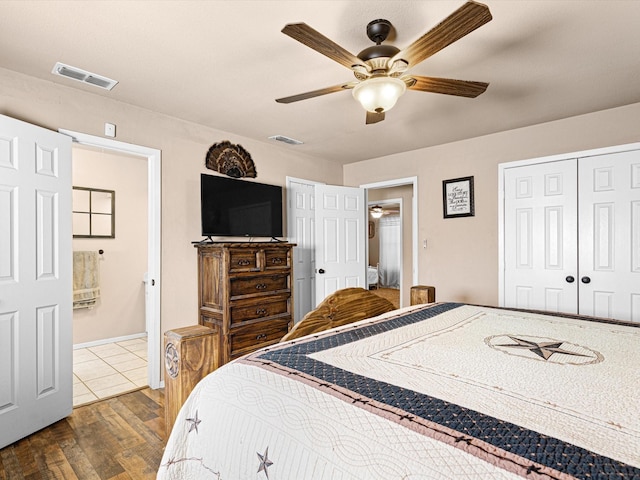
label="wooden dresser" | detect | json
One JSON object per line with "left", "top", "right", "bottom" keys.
{"left": 195, "top": 242, "right": 294, "bottom": 368}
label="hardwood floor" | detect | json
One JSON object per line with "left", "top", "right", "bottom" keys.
{"left": 0, "top": 388, "right": 165, "bottom": 480}
{"left": 371, "top": 287, "right": 400, "bottom": 309}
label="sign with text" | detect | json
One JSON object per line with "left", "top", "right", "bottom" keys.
{"left": 443, "top": 176, "right": 474, "bottom": 218}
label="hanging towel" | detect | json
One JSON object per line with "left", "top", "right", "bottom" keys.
{"left": 73, "top": 251, "right": 100, "bottom": 309}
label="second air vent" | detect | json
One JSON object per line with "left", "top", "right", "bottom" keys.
{"left": 52, "top": 62, "right": 118, "bottom": 91}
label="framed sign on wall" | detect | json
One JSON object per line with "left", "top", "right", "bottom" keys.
{"left": 442, "top": 176, "right": 474, "bottom": 218}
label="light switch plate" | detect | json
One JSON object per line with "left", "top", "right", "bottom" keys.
{"left": 104, "top": 123, "right": 116, "bottom": 137}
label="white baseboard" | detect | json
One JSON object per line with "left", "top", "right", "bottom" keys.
{"left": 73, "top": 332, "right": 147, "bottom": 350}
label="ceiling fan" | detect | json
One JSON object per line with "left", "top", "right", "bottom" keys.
{"left": 276, "top": 1, "right": 492, "bottom": 124}
{"left": 370, "top": 204, "right": 399, "bottom": 218}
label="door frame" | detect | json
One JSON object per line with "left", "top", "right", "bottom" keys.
{"left": 497, "top": 141, "right": 640, "bottom": 308}
{"left": 59, "top": 129, "right": 162, "bottom": 389}
{"left": 359, "top": 177, "right": 419, "bottom": 302}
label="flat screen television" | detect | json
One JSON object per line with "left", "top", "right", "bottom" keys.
{"left": 200, "top": 174, "right": 283, "bottom": 238}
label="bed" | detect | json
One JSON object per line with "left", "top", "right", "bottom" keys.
{"left": 157, "top": 302, "right": 640, "bottom": 479}
{"left": 367, "top": 264, "right": 379, "bottom": 289}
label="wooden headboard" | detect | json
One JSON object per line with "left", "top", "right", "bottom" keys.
{"left": 281, "top": 287, "right": 395, "bottom": 342}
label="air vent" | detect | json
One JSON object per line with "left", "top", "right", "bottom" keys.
{"left": 51, "top": 62, "right": 118, "bottom": 91}
{"left": 268, "top": 135, "right": 303, "bottom": 145}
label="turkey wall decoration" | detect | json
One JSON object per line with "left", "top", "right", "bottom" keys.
{"left": 205, "top": 141, "right": 257, "bottom": 178}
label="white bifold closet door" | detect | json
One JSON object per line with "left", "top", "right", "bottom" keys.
{"left": 578, "top": 150, "right": 640, "bottom": 320}
{"left": 504, "top": 149, "right": 640, "bottom": 322}
{"left": 504, "top": 159, "right": 578, "bottom": 314}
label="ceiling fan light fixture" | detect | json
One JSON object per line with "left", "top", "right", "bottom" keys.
{"left": 352, "top": 76, "right": 406, "bottom": 113}
{"left": 370, "top": 205, "right": 384, "bottom": 218}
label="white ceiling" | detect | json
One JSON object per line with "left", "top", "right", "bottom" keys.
{"left": 2, "top": 1, "right": 640, "bottom": 165}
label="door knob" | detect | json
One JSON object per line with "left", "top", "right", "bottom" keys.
{"left": 318, "top": 268, "right": 325, "bottom": 274}
{"left": 581, "top": 276, "right": 591, "bottom": 284}
{"left": 565, "top": 276, "right": 575, "bottom": 283}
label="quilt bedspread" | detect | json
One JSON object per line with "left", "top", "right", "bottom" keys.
{"left": 157, "top": 303, "right": 640, "bottom": 479}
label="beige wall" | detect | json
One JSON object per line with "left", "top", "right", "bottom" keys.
{"left": 368, "top": 185, "right": 413, "bottom": 307}
{"left": 0, "top": 67, "right": 343, "bottom": 357}
{"left": 345, "top": 102, "right": 640, "bottom": 306}
{"left": 72, "top": 146, "right": 148, "bottom": 345}
{"left": 4, "top": 64, "right": 640, "bottom": 368}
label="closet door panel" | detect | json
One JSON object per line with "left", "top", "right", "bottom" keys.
{"left": 579, "top": 150, "right": 640, "bottom": 322}
{"left": 503, "top": 159, "right": 578, "bottom": 313}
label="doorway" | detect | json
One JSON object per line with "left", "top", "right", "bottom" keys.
{"left": 70, "top": 144, "right": 149, "bottom": 405}
{"left": 60, "top": 129, "right": 162, "bottom": 390}
{"left": 368, "top": 199, "right": 402, "bottom": 309}
{"left": 287, "top": 176, "right": 418, "bottom": 320}
{"left": 361, "top": 177, "right": 418, "bottom": 309}
{"left": 286, "top": 179, "right": 367, "bottom": 321}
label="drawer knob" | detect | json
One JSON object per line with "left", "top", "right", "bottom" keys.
{"left": 255, "top": 283, "right": 267, "bottom": 290}
{"left": 256, "top": 308, "right": 268, "bottom": 316}
{"left": 256, "top": 333, "right": 267, "bottom": 341}
{"left": 271, "top": 257, "right": 283, "bottom": 264}
{"left": 237, "top": 259, "right": 250, "bottom": 266}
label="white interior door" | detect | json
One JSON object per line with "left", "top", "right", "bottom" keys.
{"left": 578, "top": 150, "right": 640, "bottom": 321}
{"left": 287, "top": 178, "right": 322, "bottom": 323}
{"left": 314, "top": 184, "right": 366, "bottom": 305}
{"left": 503, "top": 159, "right": 578, "bottom": 313}
{"left": 0, "top": 114, "right": 72, "bottom": 449}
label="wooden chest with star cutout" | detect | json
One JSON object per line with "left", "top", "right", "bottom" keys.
{"left": 164, "top": 325, "right": 217, "bottom": 433}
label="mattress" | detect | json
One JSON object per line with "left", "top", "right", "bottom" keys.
{"left": 158, "top": 303, "right": 640, "bottom": 479}
{"left": 367, "top": 265, "right": 378, "bottom": 286}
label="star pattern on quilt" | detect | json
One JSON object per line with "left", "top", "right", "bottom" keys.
{"left": 257, "top": 447, "right": 273, "bottom": 479}
{"left": 186, "top": 410, "right": 201, "bottom": 433}
{"left": 496, "top": 336, "right": 591, "bottom": 361}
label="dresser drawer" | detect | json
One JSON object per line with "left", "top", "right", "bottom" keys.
{"left": 230, "top": 274, "right": 289, "bottom": 297}
{"left": 230, "top": 296, "right": 290, "bottom": 325}
{"left": 229, "top": 318, "right": 290, "bottom": 358}
{"left": 228, "top": 249, "right": 258, "bottom": 272}
{"left": 264, "top": 248, "right": 290, "bottom": 270}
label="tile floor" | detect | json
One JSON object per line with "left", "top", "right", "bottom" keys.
{"left": 73, "top": 336, "right": 148, "bottom": 407}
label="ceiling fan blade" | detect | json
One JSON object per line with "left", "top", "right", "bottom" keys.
{"left": 275, "top": 82, "right": 356, "bottom": 104}
{"left": 391, "top": 1, "right": 492, "bottom": 68}
{"left": 366, "top": 111, "right": 385, "bottom": 125}
{"left": 282, "top": 23, "right": 370, "bottom": 72}
{"left": 407, "top": 76, "right": 488, "bottom": 98}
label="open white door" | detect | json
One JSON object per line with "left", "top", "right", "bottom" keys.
{"left": 287, "top": 177, "right": 324, "bottom": 323}
{"left": 314, "top": 184, "right": 366, "bottom": 305}
{"left": 0, "top": 114, "right": 72, "bottom": 448}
